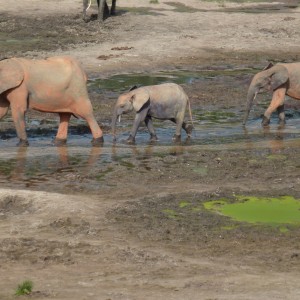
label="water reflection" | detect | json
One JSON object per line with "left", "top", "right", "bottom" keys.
{"left": 0, "top": 119, "right": 299, "bottom": 191}
{"left": 0, "top": 145, "right": 103, "bottom": 189}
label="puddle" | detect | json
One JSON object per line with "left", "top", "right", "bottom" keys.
{"left": 204, "top": 196, "right": 300, "bottom": 227}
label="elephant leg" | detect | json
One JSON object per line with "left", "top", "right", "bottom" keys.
{"left": 7, "top": 87, "right": 28, "bottom": 146}
{"left": 82, "top": 0, "right": 88, "bottom": 21}
{"left": 128, "top": 109, "right": 148, "bottom": 143}
{"left": 145, "top": 116, "right": 158, "bottom": 141}
{"left": 54, "top": 113, "right": 71, "bottom": 145}
{"left": 104, "top": 1, "right": 110, "bottom": 16}
{"left": 182, "top": 121, "right": 193, "bottom": 137}
{"left": 86, "top": 115, "right": 104, "bottom": 145}
{"left": 111, "top": 0, "right": 117, "bottom": 15}
{"left": 98, "top": 0, "right": 106, "bottom": 21}
{"left": 277, "top": 104, "right": 286, "bottom": 125}
{"left": 263, "top": 87, "right": 286, "bottom": 127}
{"left": 0, "top": 96, "right": 9, "bottom": 120}
{"left": 170, "top": 116, "right": 184, "bottom": 142}
{"left": 73, "top": 100, "right": 104, "bottom": 145}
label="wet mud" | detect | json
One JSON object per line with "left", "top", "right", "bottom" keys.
{"left": 1, "top": 2, "right": 300, "bottom": 299}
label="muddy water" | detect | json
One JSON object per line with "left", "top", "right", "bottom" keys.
{"left": 0, "top": 69, "right": 300, "bottom": 192}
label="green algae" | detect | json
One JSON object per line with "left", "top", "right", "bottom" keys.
{"left": 179, "top": 201, "right": 191, "bottom": 208}
{"left": 267, "top": 154, "right": 287, "bottom": 161}
{"left": 204, "top": 196, "right": 300, "bottom": 226}
{"left": 162, "top": 209, "right": 179, "bottom": 219}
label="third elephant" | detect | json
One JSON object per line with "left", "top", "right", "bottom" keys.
{"left": 244, "top": 62, "right": 300, "bottom": 126}
{"left": 82, "top": 0, "right": 116, "bottom": 22}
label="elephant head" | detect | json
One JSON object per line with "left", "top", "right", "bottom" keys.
{"left": 243, "top": 63, "right": 289, "bottom": 125}
{"left": 0, "top": 59, "right": 24, "bottom": 95}
{"left": 111, "top": 86, "right": 150, "bottom": 139}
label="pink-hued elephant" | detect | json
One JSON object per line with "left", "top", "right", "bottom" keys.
{"left": 83, "top": 0, "right": 116, "bottom": 22}
{"left": 244, "top": 62, "right": 300, "bottom": 126}
{"left": 0, "top": 56, "right": 103, "bottom": 146}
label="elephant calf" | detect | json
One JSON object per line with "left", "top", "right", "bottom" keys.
{"left": 0, "top": 56, "right": 103, "bottom": 146}
{"left": 112, "top": 83, "right": 193, "bottom": 143}
{"left": 244, "top": 62, "right": 300, "bottom": 126}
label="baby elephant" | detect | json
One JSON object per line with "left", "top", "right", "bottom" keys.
{"left": 112, "top": 83, "right": 193, "bottom": 143}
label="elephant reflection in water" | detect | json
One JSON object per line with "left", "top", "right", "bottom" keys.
{"left": 243, "top": 126, "right": 286, "bottom": 154}
{"left": 0, "top": 146, "right": 102, "bottom": 185}
{"left": 110, "top": 143, "right": 186, "bottom": 171}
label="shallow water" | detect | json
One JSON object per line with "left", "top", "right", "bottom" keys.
{"left": 88, "top": 68, "right": 256, "bottom": 93}
{"left": 1, "top": 68, "right": 300, "bottom": 191}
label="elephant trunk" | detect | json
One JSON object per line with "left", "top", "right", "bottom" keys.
{"left": 111, "top": 108, "right": 119, "bottom": 140}
{"left": 243, "top": 85, "right": 259, "bottom": 125}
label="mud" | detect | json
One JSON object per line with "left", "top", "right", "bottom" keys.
{"left": 1, "top": 0, "right": 300, "bottom": 299}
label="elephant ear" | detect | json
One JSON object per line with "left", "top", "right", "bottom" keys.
{"left": 270, "top": 65, "right": 289, "bottom": 91}
{"left": 0, "top": 59, "right": 24, "bottom": 95}
{"left": 263, "top": 62, "right": 274, "bottom": 70}
{"left": 131, "top": 89, "right": 150, "bottom": 112}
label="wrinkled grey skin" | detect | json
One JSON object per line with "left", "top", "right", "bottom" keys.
{"left": 112, "top": 83, "right": 193, "bottom": 143}
{"left": 244, "top": 62, "right": 300, "bottom": 126}
{"left": 82, "top": 0, "right": 116, "bottom": 22}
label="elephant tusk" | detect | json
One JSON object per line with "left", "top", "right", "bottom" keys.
{"left": 254, "top": 91, "right": 258, "bottom": 100}
{"left": 118, "top": 115, "right": 121, "bottom": 123}
{"left": 86, "top": 0, "right": 92, "bottom": 11}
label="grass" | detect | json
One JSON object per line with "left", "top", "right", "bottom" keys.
{"left": 15, "top": 280, "right": 33, "bottom": 296}
{"left": 150, "top": 0, "right": 159, "bottom": 3}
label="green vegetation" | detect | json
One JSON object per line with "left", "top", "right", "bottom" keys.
{"left": 204, "top": 196, "right": 300, "bottom": 226}
{"left": 150, "top": 0, "right": 159, "bottom": 3}
{"left": 15, "top": 280, "right": 33, "bottom": 296}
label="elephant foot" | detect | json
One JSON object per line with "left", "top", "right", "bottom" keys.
{"left": 172, "top": 134, "right": 181, "bottom": 143}
{"left": 126, "top": 135, "right": 135, "bottom": 144}
{"left": 184, "top": 136, "right": 192, "bottom": 145}
{"left": 17, "top": 139, "right": 29, "bottom": 147}
{"left": 91, "top": 136, "right": 104, "bottom": 146}
{"left": 261, "top": 116, "right": 270, "bottom": 127}
{"left": 185, "top": 124, "right": 193, "bottom": 137}
{"left": 53, "top": 138, "right": 67, "bottom": 146}
{"left": 278, "top": 119, "right": 286, "bottom": 130}
{"left": 149, "top": 134, "right": 158, "bottom": 142}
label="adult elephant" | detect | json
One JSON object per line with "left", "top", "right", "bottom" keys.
{"left": 83, "top": 0, "right": 117, "bottom": 22}
{"left": 243, "top": 62, "right": 300, "bottom": 126}
{"left": 0, "top": 56, "right": 104, "bottom": 146}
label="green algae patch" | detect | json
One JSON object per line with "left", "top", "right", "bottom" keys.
{"left": 179, "top": 201, "right": 191, "bottom": 208}
{"left": 204, "top": 196, "right": 300, "bottom": 226}
{"left": 267, "top": 154, "right": 287, "bottom": 161}
{"left": 162, "top": 209, "right": 179, "bottom": 219}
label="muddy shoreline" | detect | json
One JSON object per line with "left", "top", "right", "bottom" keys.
{"left": 1, "top": 1, "right": 300, "bottom": 299}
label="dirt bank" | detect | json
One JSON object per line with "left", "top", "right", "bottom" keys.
{"left": 1, "top": 1, "right": 300, "bottom": 299}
